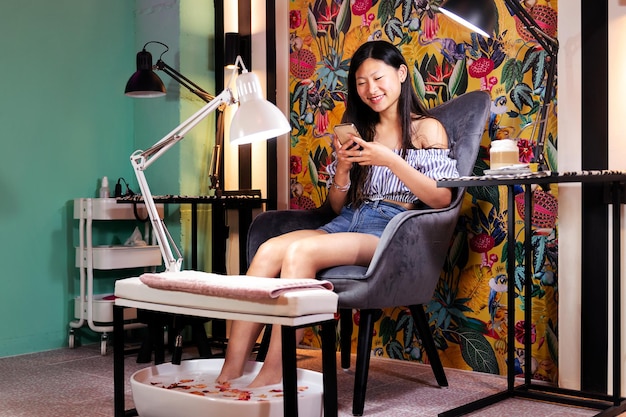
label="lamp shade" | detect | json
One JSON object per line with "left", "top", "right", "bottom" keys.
{"left": 439, "top": 0, "right": 497, "bottom": 38}
{"left": 125, "top": 49, "right": 166, "bottom": 98}
{"left": 229, "top": 72, "right": 291, "bottom": 145}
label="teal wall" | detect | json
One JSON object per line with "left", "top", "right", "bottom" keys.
{"left": 179, "top": 1, "right": 216, "bottom": 273}
{"left": 0, "top": 0, "right": 213, "bottom": 357}
{"left": 132, "top": 0, "right": 215, "bottom": 273}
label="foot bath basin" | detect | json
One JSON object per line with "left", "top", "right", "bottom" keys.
{"left": 131, "top": 359, "right": 323, "bottom": 417}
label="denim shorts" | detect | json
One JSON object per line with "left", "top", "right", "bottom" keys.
{"left": 318, "top": 200, "right": 407, "bottom": 237}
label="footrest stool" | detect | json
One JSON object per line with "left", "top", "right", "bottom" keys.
{"left": 113, "top": 273, "right": 339, "bottom": 417}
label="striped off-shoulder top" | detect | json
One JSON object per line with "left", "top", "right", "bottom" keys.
{"left": 327, "top": 148, "right": 459, "bottom": 204}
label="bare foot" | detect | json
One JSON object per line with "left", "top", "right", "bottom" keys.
{"left": 247, "top": 366, "right": 282, "bottom": 388}
{"left": 215, "top": 366, "right": 243, "bottom": 385}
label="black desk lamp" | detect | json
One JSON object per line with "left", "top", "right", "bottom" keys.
{"left": 125, "top": 41, "right": 221, "bottom": 189}
{"left": 440, "top": 0, "right": 558, "bottom": 172}
{"left": 125, "top": 41, "right": 214, "bottom": 102}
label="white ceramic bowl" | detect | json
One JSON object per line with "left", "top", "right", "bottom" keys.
{"left": 130, "top": 359, "right": 323, "bottom": 417}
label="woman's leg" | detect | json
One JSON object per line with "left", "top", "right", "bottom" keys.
{"left": 245, "top": 323, "right": 294, "bottom": 388}
{"left": 279, "top": 231, "right": 379, "bottom": 278}
{"left": 216, "top": 321, "right": 265, "bottom": 384}
{"left": 216, "top": 229, "right": 328, "bottom": 384}
{"left": 247, "top": 232, "right": 380, "bottom": 387}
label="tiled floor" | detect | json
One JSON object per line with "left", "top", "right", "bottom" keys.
{"left": 0, "top": 342, "right": 619, "bottom": 417}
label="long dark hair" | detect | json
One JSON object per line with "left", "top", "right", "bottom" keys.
{"left": 342, "top": 40, "right": 431, "bottom": 206}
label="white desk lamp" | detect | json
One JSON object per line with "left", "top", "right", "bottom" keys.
{"left": 128, "top": 54, "right": 290, "bottom": 272}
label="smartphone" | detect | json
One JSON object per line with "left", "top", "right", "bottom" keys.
{"left": 333, "top": 123, "right": 361, "bottom": 145}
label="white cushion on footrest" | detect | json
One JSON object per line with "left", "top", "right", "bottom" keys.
{"left": 114, "top": 277, "right": 338, "bottom": 318}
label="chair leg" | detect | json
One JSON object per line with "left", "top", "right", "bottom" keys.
{"left": 409, "top": 304, "right": 448, "bottom": 387}
{"left": 255, "top": 324, "right": 271, "bottom": 362}
{"left": 136, "top": 311, "right": 165, "bottom": 364}
{"left": 191, "top": 319, "right": 213, "bottom": 359}
{"left": 340, "top": 308, "right": 353, "bottom": 369}
{"left": 352, "top": 309, "right": 375, "bottom": 416}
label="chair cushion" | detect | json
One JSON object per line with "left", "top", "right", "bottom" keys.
{"left": 318, "top": 265, "right": 368, "bottom": 280}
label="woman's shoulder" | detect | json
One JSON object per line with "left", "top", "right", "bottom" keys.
{"left": 410, "top": 116, "right": 448, "bottom": 149}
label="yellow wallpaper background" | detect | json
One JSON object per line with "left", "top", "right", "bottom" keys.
{"left": 288, "top": 0, "right": 559, "bottom": 382}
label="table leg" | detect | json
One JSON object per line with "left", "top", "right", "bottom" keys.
{"left": 507, "top": 184, "right": 517, "bottom": 391}
{"left": 610, "top": 181, "right": 622, "bottom": 405}
{"left": 523, "top": 185, "right": 533, "bottom": 385}
{"left": 113, "top": 306, "right": 126, "bottom": 416}
{"left": 238, "top": 205, "right": 253, "bottom": 273}
{"left": 191, "top": 202, "right": 198, "bottom": 270}
{"left": 281, "top": 325, "right": 299, "bottom": 417}
{"left": 438, "top": 184, "right": 531, "bottom": 416}
{"left": 321, "top": 320, "right": 338, "bottom": 417}
{"left": 211, "top": 203, "right": 228, "bottom": 274}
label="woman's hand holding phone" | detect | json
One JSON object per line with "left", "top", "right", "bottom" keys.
{"left": 333, "top": 123, "right": 362, "bottom": 150}
{"left": 333, "top": 123, "right": 367, "bottom": 172}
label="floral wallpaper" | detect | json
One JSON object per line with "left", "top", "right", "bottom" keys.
{"left": 289, "top": 0, "right": 559, "bottom": 383}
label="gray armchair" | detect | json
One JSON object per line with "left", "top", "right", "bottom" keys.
{"left": 247, "top": 90, "right": 491, "bottom": 415}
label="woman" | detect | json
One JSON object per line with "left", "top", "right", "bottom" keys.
{"left": 216, "top": 40, "right": 458, "bottom": 388}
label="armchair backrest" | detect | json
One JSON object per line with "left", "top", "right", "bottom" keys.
{"left": 431, "top": 90, "right": 490, "bottom": 179}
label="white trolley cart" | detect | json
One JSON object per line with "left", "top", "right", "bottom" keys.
{"left": 69, "top": 198, "right": 164, "bottom": 355}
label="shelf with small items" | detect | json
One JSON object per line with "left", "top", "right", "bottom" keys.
{"left": 69, "top": 198, "right": 164, "bottom": 355}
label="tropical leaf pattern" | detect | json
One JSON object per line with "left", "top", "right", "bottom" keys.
{"left": 288, "top": 0, "right": 559, "bottom": 383}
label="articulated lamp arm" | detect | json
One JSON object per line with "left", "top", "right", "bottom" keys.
{"left": 504, "top": 0, "right": 558, "bottom": 56}
{"left": 155, "top": 59, "right": 215, "bottom": 103}
{"left": 130, "top": 88, "right": 235, "bottom": 272}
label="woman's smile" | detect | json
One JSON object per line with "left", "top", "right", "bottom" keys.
{"left": 368, "top": 94, "right": 384, "bottom": 104}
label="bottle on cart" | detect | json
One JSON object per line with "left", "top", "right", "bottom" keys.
{"left": 99, "top": 176, "right": 110, "bottom": 198}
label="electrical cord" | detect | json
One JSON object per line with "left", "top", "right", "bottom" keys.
{"left": 115, "top": 177, "right": 135, "bottom": 198}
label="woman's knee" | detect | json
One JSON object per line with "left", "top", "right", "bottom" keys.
{"left": 254, "top": 238, "right": 278, "bottom": 261}
{"left": 249, "top": 238, "right": 284, "bottom": 275}
{"left": 252, "top": 231, "right": 326, "bottom": 277}
{"left": 281, "top": 240, "right": 317, "bottom": 275}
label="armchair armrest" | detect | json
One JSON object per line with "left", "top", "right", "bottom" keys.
{"left": 325, "top": 194, "right": 464, "bottom": 309}
{"left": 368, "top": 204, "right": 457, "bottom": 275}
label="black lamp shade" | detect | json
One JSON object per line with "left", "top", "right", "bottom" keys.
{"left": 439, "top": 0, "right": 497, "bottom": 38}
{"left": 125, "top": 50, "right": 166, "bottom": 98}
